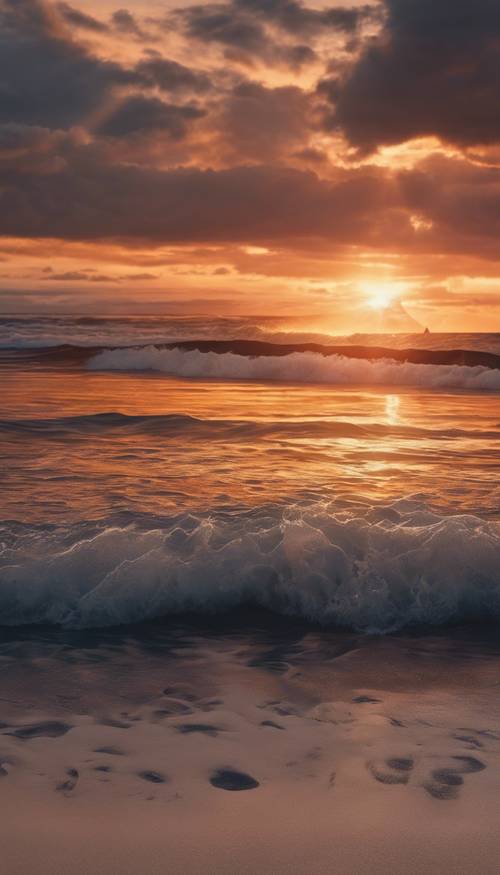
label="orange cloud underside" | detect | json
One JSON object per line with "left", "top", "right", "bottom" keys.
{"left": 1, "top": 0, "right": 500, "bottom": 330}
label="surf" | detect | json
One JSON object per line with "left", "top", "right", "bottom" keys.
{"left": 88, "top": 345, "right": 500, "bottom": 390}
{"left": 1, "top": 499, "right": 499, "bottom": 632}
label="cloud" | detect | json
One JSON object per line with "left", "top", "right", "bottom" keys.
{"left": 96, "top": 95, "right": 204, "bottom": 139}
{"left": 400, "top": 155, "right": 500, "bottom": 258}
{"left": 332, "top": 0, "right": 500, "bottom": 151}
{"left": 2, "top": 0, "right": 500, "bottom": 318}
{"left": 42, "top": 268, "right": 158, "bottom": 282}
{"left": 234, "top": 0, "right": 378, "bottom": 38}
{"left": 4, "top": 119, "right": 500, "bottom": 266}
{"left": 0, "top": 0, "right": 211, "bottom": 150}
{"left": 0, "top": 0, "right": 136, "bottom": 129}
{"left": 111, "top": 8, "right": 151, "bottom": 41}
{"left": 212, "top": 81, "right": 312, "bottom": 162}
{"left": 55, "top": 3, "right": 158, "bottom": 43}
{"left": 135, "top": 54, "right": 212, "bottom": 95}
{"left": 0, "top": 155, "right": 394, "bottom": 244}
{"left": 44, "top": 270, "right": 118, "bottom": 281}
{"left": 174, "top": 1, "right": 317, "bottom": 69}
{"left": 56, "top": 2, "right": 108, "bottom": 33}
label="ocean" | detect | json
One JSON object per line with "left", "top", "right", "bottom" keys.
{"left": 1, "top": 315, "right": 499, "bottom": 630}
{"left": 1, "top": 315, "right": 500, "bottom": 874}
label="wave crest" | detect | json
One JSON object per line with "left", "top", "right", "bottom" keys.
{"left": 1, "top": 501, "right": 499, "bottom": 631}
{"left": 88, "top": 346, "right": 500, "bottom": 390}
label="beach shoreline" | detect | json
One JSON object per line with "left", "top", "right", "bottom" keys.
{"left": 1, "top": 615, "right": 499, "bottom": 874}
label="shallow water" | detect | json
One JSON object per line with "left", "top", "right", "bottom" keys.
{"left": 1, "top": 317, "right": 499, "bottom": 631}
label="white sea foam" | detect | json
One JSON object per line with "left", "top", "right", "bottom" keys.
{"left": 88, "top": 346, "right": 500, "bottom": 390}
{"left": 1, "top": 501, "right": 499, "bottom": 631}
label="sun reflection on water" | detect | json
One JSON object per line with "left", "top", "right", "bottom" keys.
{"left": 385, "top": 394, "right": 400, "bottom": 424}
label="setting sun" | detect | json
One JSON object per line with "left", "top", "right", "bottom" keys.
{"left": 368, "top": 289, "right": 394, "bottom": 310}
{"left": 361, "top": 282, "right": 397, "bottom": 311}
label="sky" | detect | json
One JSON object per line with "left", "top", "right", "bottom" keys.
{"left": 1, "top": 0, "right": 500, "bottom": 331}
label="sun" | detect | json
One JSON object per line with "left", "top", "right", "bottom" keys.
{"left": 362, "top": 284, "right": 396, "bottom": 311}
{"left": 368, "top": 289, "right": 394, "bottom": 310}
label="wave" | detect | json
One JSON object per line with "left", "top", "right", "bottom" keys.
{"left": 3, "top": 337, "right": 500, "bottom": 369}
{"left": 0, "top": 316, "right": 281, "bottom": 351}
{"left": 1, "top": 500, "right": 499, "bottom": 632}
{"left": 88, "top": 345, "right": 500, "bottom": 390}
{"left": 1, "top": 411, "right": 497, "bottom": 442}
{"left": 2, "top": 317, "right": 500, "bottom": 356}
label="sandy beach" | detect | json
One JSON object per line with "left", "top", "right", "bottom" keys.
{"left": 1, "top": 616, "right": 500, "bottom": 874}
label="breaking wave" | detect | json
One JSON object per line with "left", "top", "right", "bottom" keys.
{"left": 88, "top": 345, "right": 500, "bottom": 390}
{"left": 1, "top": 500, "right": 499, "bottom": 632}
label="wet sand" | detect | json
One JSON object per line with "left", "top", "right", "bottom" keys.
{"left": 1, "top": 613, "right": 500, "bottom": 874}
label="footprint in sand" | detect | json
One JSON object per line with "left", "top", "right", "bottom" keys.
{"left": 57, "top": 768, "right": 79, "bottom": 794}
{"left": 176, "top": 723, "right": 222, "bottom": 737}
{"left": 423, "top": 755, "right": 486, "bottom": 801}
{"left": 97, "top": 717, "right": 132, "bottom": 730}
{"left": 210, "top": 768, "right": 259, "bottom": 791}
{"left": 452, "top": 733, "right": 484, "bottom": 750}
{"left": 199, "top": 698, "right": 224, "bottom": 712}
{"left": 153, "top": 700, "right": 194, "bottom": 719}
{"left": 388, "top": 717, "right": 406, "bottom": 728}
{"left": 367, "top": 756, "right": 414, "bottom": 785}
{"left": 424, "top": 768, "right": 463, "bottom": 800}
{"left": 452, "top": 726, "right": 500, "bottom": 748}
{"left": 138, "top": 770, "right": 168, "bottom": 784}
{"left": 258, "top": 700, "right": 299, "bottom": 717}
{"left": 455, "top": 727, "right": 500, "bottom": 741}
{"left": 260, "top": 720, "right": 286, "bottom": 731}
{"left": 93, "top": 746, "right": 125, "bottom": 756}
{"left": 7, "top": 721, "right": 73, "bottom": 740}
{"left": 162, "top": 686, "right": 198, "bottom": 703}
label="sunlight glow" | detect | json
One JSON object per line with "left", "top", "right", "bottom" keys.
{"left": 363, "top": 284, "right": 396, "bottom": 311}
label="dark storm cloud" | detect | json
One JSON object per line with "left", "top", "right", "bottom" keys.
{"left": 173, "top": 0, "right": 379, "bottom": 68}
{"left": 55, "top": 3, "right": 156, "bottom": 42}
{"left": 216, "top": 81, "right": 311, "bottom": 161}
{"left": 174, "top": 2, "right": 317, "bottom": 68}
{"left": 111, "top": 8, "right": 150, "bottom": 40}
{"left": 2, "top": 0, "right": 499, "bottom": 278}
{"left": 4, "top": 100, "right": 500, "bottom": 261}
{"left": 135, "top": 55, "right": 212, "bottom": 95}
{"left": 0, "top": 0, "right": 136, "bottom": 128}
{"left": 333, "top": 0, "right": 500, "bottom": 151}
{"left": 56, "top": 2, "right": 109, "bottom": 33}
{"left": 0, "top": 157, "right": 395, "bottom": 243}
{"left": 401, "top": 156, "right": 500, "bottom": 248}
{"left": 234, "top": 0, "right": 378, "bottom": 37}
{"left": 0, "top": 0, "right": 211, "bottom": 134}
{"left": 96, "top": 95, "right": 204, "bottom": 139}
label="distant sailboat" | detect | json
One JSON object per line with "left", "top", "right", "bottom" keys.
{"left": 423, "top": 326, "right": 430, "bottom": 334}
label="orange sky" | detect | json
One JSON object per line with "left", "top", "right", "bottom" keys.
{"left": 1, "top": 0, "right": 500, "bottom": 331}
